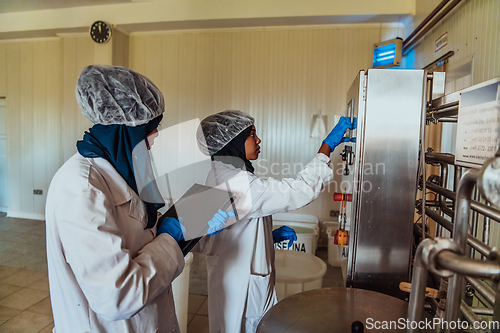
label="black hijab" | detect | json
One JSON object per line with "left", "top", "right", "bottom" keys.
{"left": 212, "top": 125, "right": 255, "bottom": 174}
{"left": 77, "top": 114, "right": 164, "bottom": 228}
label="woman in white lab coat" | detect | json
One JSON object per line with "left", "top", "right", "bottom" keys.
{"left": 46, "top": 65, "right": 188, "bottom": 332}
{"left": 196, "top": 110, "right": 354, "bottom": 333}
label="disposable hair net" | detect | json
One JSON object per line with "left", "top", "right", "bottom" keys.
{"left": 197, "top": 110, "right": 255, "bottom": 156}
{"left": 76, "top": 65, "right": 165, "bottom": 126}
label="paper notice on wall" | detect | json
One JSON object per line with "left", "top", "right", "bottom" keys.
{"left": 455, "top": 79, "right": 500, "bottom": 168}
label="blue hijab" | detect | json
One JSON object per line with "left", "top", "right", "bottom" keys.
{"left": 77, "top": 115, "right": 164, "bottom": 229}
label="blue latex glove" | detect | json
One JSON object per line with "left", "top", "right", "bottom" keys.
{"left": 157, "top": 217, "right": 186, "bottom": 242}
{"left": 272, "top": 225, "right": 297, "bottom": 248}
{"left": 323, "top": 116, "right": 354, "bottom": 152}
{"left": 208, "top": 209, "right": 236, "bottom": 235}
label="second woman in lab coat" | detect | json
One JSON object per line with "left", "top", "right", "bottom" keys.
{"left": 195, "top": 110, "right": 353, "bottom": 333}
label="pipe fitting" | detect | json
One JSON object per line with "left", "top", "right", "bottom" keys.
{"left": 478, "top": 156, "right": 500, "bottom": 209}
{"left": 427, "top": 238, "right": 462, "bottom": 277}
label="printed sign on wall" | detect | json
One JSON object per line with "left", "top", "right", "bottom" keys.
{"left": 455, "top": 79, "right": 500, "bottom": 168}
{"left": 435, "top": 32, "right": 448, "bottom": 52}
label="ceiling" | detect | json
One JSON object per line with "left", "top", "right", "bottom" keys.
{"left": 0, "top": 0, "right": 131, "bottom": 14}
{"left": 0, "top": 0, "right": 411, "bottom": 40}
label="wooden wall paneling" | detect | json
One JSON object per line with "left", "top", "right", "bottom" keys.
{"left": 93, "top": 42, "right": 112, "bottom": 65}
{"left": 178, "top": 33, "right": 197, "bottom": 124}
{"left": 231, "top": 31, "right": 251, "bottom": 113}
{"left": 20, "top": 43, "right": 34, "bottom": 214}
{"left": 112, "top": 29, "right": 129, "bottom": 68}
{"left": 265, "top": 30, "right": 279, "bottom": 174}
{"left": 251, "top": 30, "right": 269, "bottom": 172}
{"left": 278, "top": 29, "right": 290, "bottom": 173}
{"left": 75, "top": 37, "right": 95, "bottom": 146}
{"left": 45, "top": 40, "right": 63, "bottom": 188}
{"left": 195, "top": 32, "right": 214, "bottom": 120}
{"left": 212, "top": 32, "right": 232, "bottom": 113}
{"left": 62, "top": 37, "right": 77, "bottom": 162}
{"left": 32, "top": 41, "right": 47, "bottom": 214}
{"left": 0, "top": 44, "right": 6, "bottom": 97}
{"left": 144, "top": 35, "right": 163, "bottom": 93}
{"left": 129, "top": 36, "right": 147, "bottom": 78}
{"left": 160, "top": 34, "right": 180, "bottom": 128}
{"left": 6, "top": 43, "right": 21, "bottom": 213}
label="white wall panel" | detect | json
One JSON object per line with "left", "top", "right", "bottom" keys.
{"left": 2, "top": 40, "right": 62, "bottom": 219}
{"left": 1, "top": 34, "right": 111, "bottom": 219}
{"left": 130, "top": 24, "right": 401, "bottom": 227}
{"left": 0, "top": 44, "right": 6, "bottom": 97}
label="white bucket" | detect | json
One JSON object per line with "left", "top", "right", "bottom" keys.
{"left": 172, "top": 252, "right": 194, "bottom": 333}
{"left": 326, "top": 222, "right": 350, "bottom": 267}
{"left": 274, "top": 249, "right": 327, "bottom": 301}
{"left": 273, "top": 213, "right": 319, "bottom": 255}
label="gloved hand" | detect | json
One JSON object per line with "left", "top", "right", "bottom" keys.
{"left": 341, "top": 137, "right": 356, "bottom": 143}
{"left": 272, "top": 225, "right": 297, "bottom": 248}
{"left": 207, "top": 209, "right": 236, "bottom": 235}
{"left": 157, "top": 217, "right": 186, "bottom": 242}
{"left": 323, "top": 116, "right": 355, "bottom": 152}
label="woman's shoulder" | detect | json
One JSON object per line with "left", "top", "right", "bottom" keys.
{"left": 52, "top": 153, "right": 112, "bottom": 193}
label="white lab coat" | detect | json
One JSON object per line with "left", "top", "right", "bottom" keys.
{"left": 198, "top": 153, "right": 333, "bottom": 333}
{"left": 46, "top": 153, "right": 185, "bottom": 333}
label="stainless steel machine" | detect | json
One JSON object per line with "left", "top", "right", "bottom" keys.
{"left": 341, "top": 69, "right": 426, "bottom": 299}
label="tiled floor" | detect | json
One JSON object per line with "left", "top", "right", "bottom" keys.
{"left": 0, "top": 212, "right": 342, "bottom": 332}
{"left": 0, "top": 213, "right": 211, "bottom": 333}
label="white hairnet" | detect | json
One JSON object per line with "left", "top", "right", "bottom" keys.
{"left": 197, "top": 110, "right": 255, "bottom": 156}
{"left": 75, "top": 65, "right": 165, "bottom": 126}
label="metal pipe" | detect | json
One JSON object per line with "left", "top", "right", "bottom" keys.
{"left": 403, "top": 0, "right": 450, "bottom": 47}
{"left": 425, "top": 208, "right": 492, "bottom": 256}
{"left": 420, "top": 73, "right": 428, "bottom": 240}
{"left": 437, "top": 251, "right": 500, "bottom": 279}
{"left": 470, "top": 187, "right": 479, "bottom": 258}
{"left": 429, "top": 297, "right": 440, "bottom": 313}
{"left": 404, "top": 0, "right": 462, "bottom": 52}
{"left": 475, "top": 291, "right": 494, "bottom": 309}
{"left": 426, "top": 181, "right": 500, "bottom": 222}
{"left": 426, "top": 107, "right": 459, "bottom": 120}
{"left": 493, "top": 282, "right": 500, "bottom": 326}
{"left": 483, "top": 207, "right": 491, "bottom": 261}
{"left": 438, "top": 163, "right": 456, "bottom": 219}
{"left": 414, "top": 222, "right": 432, "bottom": 239}
{"left": 407, "top": 239, "right": 434, "bottom": 332}
{"left": 438, "top": 118, "right": 458, "bottom": 123}
{"left": 465, "top": 277, "right": 495, "bottom": 306}
{"left": 430, "top": 92, "right": 460, "bottom": 111}
{"left": 454, "top": 166, "right": 462, "bottom": 193}
{"left": 425, "top": 200, "right": 453, "bottom": 207}
{"left": 483, "top": 202, "right": 491, "bottom": 244}
{"left": 460, "top": 300, "right": 483, "bottom": 333}
{"left": 445, "top": 170, "right": 477, "bottom": 332}
{"left": 470, "top": 307, "right": 494, "bottom": 316}
{"left": 426, "top": 152, "right": 456, "bottom": 165}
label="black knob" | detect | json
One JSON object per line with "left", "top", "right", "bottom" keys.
{"left": 351, "top": 321, "right": 364, "bottom": 333}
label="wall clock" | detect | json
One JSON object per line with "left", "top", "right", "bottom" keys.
{"left": 90, "top": 21, "right": 112, "bottom": 44}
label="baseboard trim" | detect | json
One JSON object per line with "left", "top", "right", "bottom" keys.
{"left": 7, "top": 211, "right": 45, "bottom": 221}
